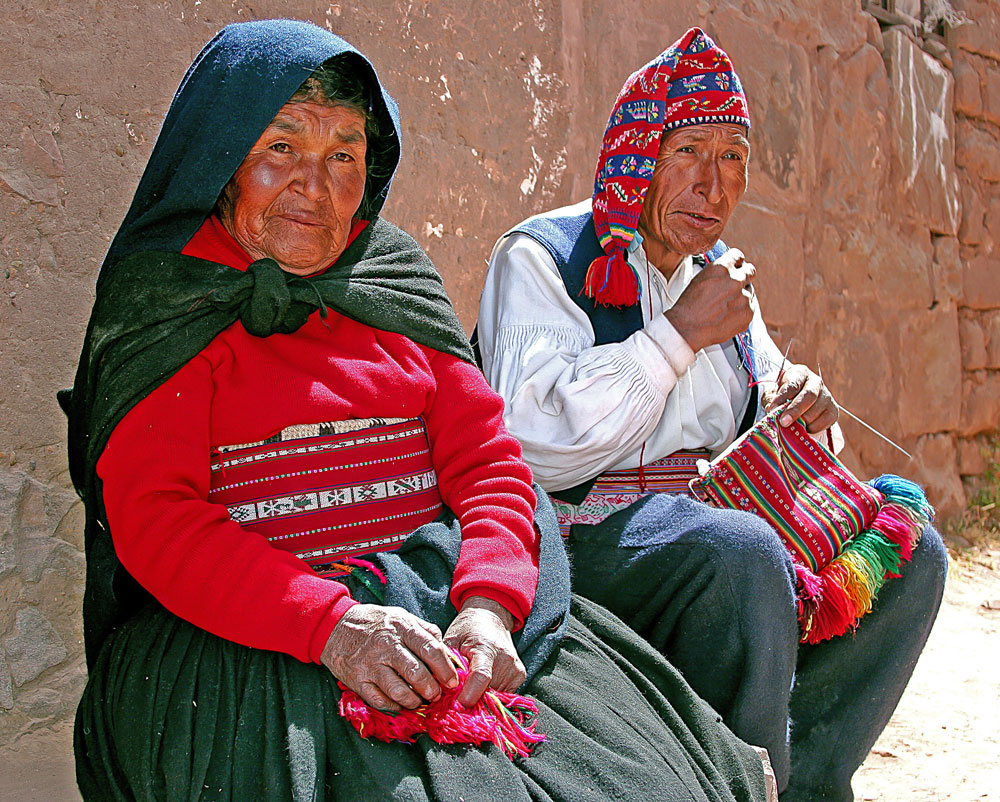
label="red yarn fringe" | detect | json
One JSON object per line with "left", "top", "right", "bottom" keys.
{"left": 582, "top": 252, "right": 641, "bottom": 307}
{"left": 339, "top": 649, "right": 546, "bottom": 759}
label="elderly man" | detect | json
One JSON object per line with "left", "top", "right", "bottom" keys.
{"left": 477, "top": 27, "right": 947, "bottom": 802}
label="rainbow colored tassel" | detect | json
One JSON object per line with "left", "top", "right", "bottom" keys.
{"left": 582, "top": 252, "right": 642, "bottom": 307}
{"left": 797, "top": 474, "right": 933, "bottom": 645}
{"left": 339, "top": 649, "right": 546, "bottom": 759}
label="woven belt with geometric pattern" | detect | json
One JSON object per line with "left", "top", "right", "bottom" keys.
{"left": 209, "top": 417, "right": 442, "bottom": 577}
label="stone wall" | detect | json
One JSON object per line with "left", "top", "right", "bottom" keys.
{"left": 1, "top": 0, "right": 997, "bottom": 745}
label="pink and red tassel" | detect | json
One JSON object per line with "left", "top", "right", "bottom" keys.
{"left": 339, "top": 648, "right": 546, "bottom": 759}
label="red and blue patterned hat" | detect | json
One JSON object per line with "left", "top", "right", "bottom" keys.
{"left": 586, "top": 27, "right": 751, "bottom": 306}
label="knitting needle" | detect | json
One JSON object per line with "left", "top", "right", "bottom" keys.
{"left": 817, "top": 361, "right": 913, "bottom": 460}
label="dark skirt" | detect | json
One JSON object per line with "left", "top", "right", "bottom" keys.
{"left": 75, "top": 507, "right": 766, "bottom": 802}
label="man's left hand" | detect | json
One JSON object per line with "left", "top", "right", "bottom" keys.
{"left": 762, "top": 363, "right": 839, "bottom": 434}
{"left": 444, "top": 596, "right": 525, "bottom": 707}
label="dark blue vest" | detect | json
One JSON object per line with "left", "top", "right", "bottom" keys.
{"left": 472, "top": 207, "right": 751, "bottom": 504}
{"left": 511, "top": 208, "right": 727, "bottom": 346}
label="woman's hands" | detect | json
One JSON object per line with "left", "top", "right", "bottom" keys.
{"left": 444, "top": 596, "right": 526, "bottom": 707}
{"left": 321, "top": 604, "right": 459, "bottom": 712}
{"left": 762, "top": 363, "right": 839, "bottom": 434}
{"left": 321, "top": 596, "right": 523, "bottom": 711}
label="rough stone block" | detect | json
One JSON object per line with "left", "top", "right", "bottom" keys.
{"left": 17, "top": 687, "right": 63, "bottom": 722}
{"left": 0, "top": 472, "right": 23, "bottom": 578}
{"left": 951, "top": 10, "right": 1000, "bottom": 61}
{"left": 0, "top": 654, "right": 12, "bottom": 710}
{"left": 963, "top": 252, "right": 1000, "bottom": 309}
{"left": 3, "top": 607, "right": 67, "bottom": 687}
{"left": 982, "top": 189, "right": 1000, "bottom": 245}
{"left": 959, "top": 311, "right": 989, "bottom": 369}
{"left": 955, "top": 121, "right": 1000, "bottom": 183}
{"left": 709, "top": 13, "right": 816, "bottom": 204}
{"left": 981, "top": 61, "right": 1000, "bottom": 127}
{"left": 957, "top": 435, "right": 991, "bottom": 475}
{"left": 897, "top": 305, "right": 963, "bottom": 435}
{"left": 869, "top": 226, "right": 935, "bottom": 312}
{"left": 814, "top": 46, "right": 891, "bottom": 220}
{"left": 952, "top": 52, "right": 983, "bottom": 117}
{"left": 958, "top": 178, "right": 987, "bottom": 246}
{"left": 911, "top": 433, "right": 965, "bottom": 517}
{"left": 983, "top": 309, "right": 1000, "bottom": 367}
{"left": 884, "top": 30, "right": 961, "bottom": 234}
{"left": 931, "top": 235, "right": 963, "bottom": 302}
{"left": 960, "top": 371, "right": 1000, "bottom": 436}
{"left": 724, "top": 201, "right": 805, "bottom": 329}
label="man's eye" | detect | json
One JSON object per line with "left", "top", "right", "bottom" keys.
{"left": 270, "top": 142, "right": 292, "bottom": 153}
{"left": 330, "top": 152, "right": 352, "bottom": 162}
{"left": 723, "top": 151, "right": 744, "bottom": 161}
{"left": 676, "top": 145, "right": 695, "bottom": 153}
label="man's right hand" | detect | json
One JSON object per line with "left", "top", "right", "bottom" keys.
{"left": 663, "top": 248, "right": 756, "bottom": 353}
{"left": 321, "top": 603, "right": 460, "bottom": 711}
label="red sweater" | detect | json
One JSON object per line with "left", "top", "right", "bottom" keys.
{"left": 97, "top": 218, "right": 539, "bottom": 664}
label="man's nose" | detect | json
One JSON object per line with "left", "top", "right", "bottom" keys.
{"left": 693, "top": 158, "right": 724, "bottom": 204}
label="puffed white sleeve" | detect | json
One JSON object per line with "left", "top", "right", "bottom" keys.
{"left": 477, "top": 233, "right": 697, "bottom": 491}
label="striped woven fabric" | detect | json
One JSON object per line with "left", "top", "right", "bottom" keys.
{"left": 209, "top": 418, "right": 442, "bottom": 577}
{"left": 690, "top": 407, "right": 932, "bottom": 643}
{"left": 552, "top": 450, "right": 709, "bottom": 537}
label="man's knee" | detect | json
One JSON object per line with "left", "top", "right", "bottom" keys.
{"left": 672, "top": 502, "right": 797, "bottom": 599}
{"left": 890, "top": 523, "right": 948, "bottom": 612}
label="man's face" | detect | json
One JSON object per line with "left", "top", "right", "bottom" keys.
{"left": 637, "top": 122, "right": 749, "bottom": 265}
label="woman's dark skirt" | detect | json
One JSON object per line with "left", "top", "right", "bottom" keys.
{"left": 76, "top": 598, "right": 764, "bottom": 802}
{"left": 75, "top": 507, "right": 766, "bottom": 802}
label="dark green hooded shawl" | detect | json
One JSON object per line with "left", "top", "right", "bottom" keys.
{"left": 63, "top": 19, "right": 475, "bottom": 666}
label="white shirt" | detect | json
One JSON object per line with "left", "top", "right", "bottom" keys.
{"left": 477, "top": 200, "right": 788, "bottom": 493}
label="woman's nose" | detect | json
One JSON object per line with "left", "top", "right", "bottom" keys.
{"left": 294, "top": 156, "right": 328, "bottom": 201}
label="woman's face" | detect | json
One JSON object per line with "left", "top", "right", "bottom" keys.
{"left": 219, "top": 101, "right": 367, "bottom": 276}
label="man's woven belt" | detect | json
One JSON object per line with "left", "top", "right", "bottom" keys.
{"left": 551, "top": 449, "right": 710, "bottom": 537}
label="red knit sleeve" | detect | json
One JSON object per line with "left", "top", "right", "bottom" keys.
{"left": 422, "top": 350, "right": 540, "bottom": 628}
{"left": 97, "top": 354, "right": 356, "bottom": 664}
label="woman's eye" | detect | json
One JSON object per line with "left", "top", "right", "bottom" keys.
{"left": 676, "top": 145, "right": 695, "bottom": 154}
{"left": 330, "top": 151, "right": 353, "bottom": 162}
{"left": 723, "top": 151, "right": 744, "bottom": 161}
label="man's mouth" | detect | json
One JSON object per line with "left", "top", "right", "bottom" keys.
{"left": 677, "top": 211, "right": 720, "bottom": 227}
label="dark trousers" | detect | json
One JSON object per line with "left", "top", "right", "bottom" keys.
{"left": 565, "top": 493, "right": 947, "bottom": 802}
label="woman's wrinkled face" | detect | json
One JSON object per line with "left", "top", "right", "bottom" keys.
{"left": 219, "top": 101, "right": 367, "bottom": 276}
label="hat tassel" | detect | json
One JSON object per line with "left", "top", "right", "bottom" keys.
{"left": 583, "top": 252, "right": 642, "bottom": 307}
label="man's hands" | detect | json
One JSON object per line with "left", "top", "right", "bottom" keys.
{"left": 761, "top": 363, "right": 839, "bottom": 434}
{"left": 321, "top": 597, "right": 522, "bottom": 711}
{"left": 662, "top": 247, "right": 838, "bottom": 435}
{"left": 664, "top": 248, "right": 755, "bottom": 353}
{"left": 321, "top": 604, "right": 459, "bottom": 712}
{"left": 444, "top": 596, "right": 525, "bottom": 707}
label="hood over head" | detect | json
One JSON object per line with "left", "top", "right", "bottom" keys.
{"left": 103, "top": 18, "right": 401, "bottom": 275}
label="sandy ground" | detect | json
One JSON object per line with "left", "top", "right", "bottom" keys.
{"left": 2, "top": 546, "right": 997, "bottom": 802}
{"left": 852, "top": 543, "right": 1000, "bottom": 802}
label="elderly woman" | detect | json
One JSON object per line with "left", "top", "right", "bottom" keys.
{"left": 65, "top": 19, "right": 769, "bottom": 802}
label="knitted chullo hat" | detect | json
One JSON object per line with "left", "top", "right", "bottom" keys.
{"left": 586, "top": 27, "right": 752, "bottom": 307}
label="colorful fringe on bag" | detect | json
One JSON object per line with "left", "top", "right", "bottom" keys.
{"left": 338, "top": 649, "right": 546, "bottom": 759}
{"left": 794, "top": 474, "right": 933, "bottom": 643}
{"left": 690, "top": 410, "right": 934, "bottom": 644}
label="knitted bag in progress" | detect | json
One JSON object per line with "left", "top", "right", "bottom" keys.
{"left": 690, "top": 406, "right": 933, "bottom": 644}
